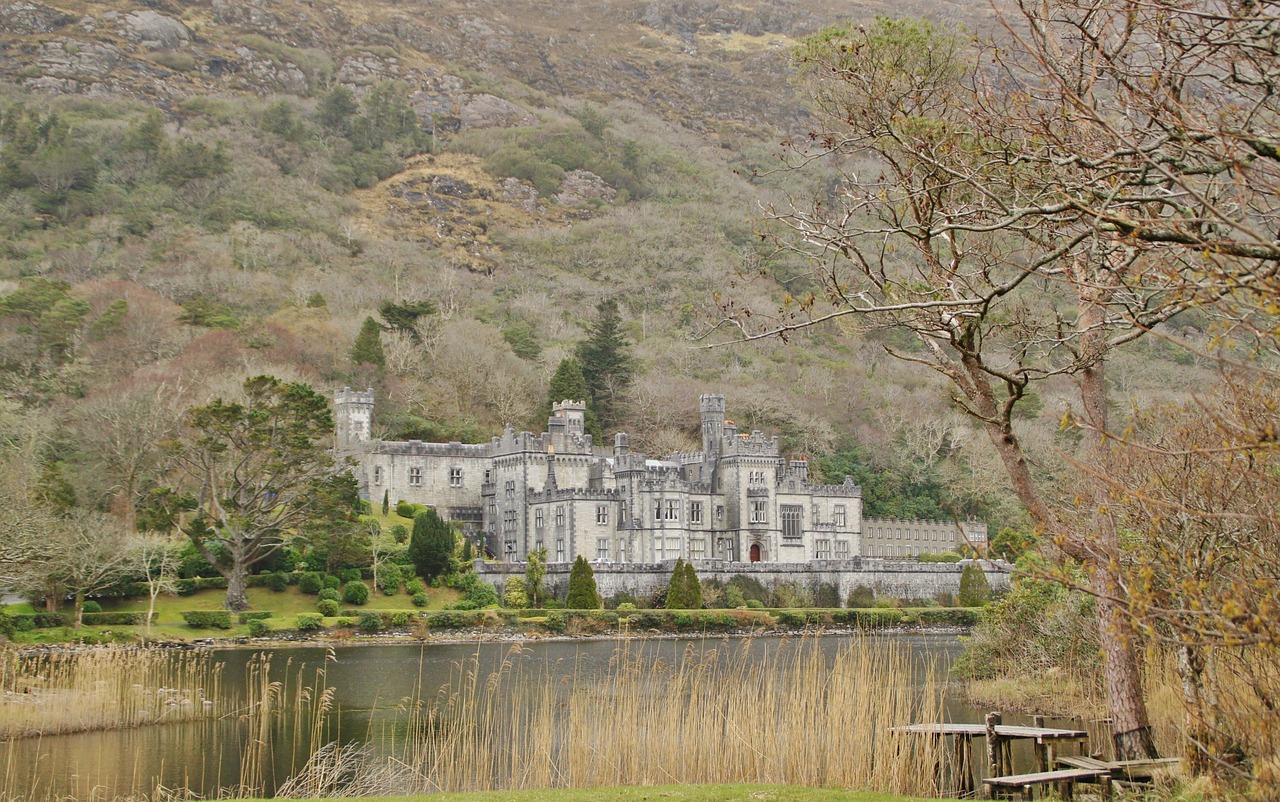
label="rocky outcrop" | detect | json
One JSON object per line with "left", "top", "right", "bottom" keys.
{"left": 118, "top": 11, "right": 192, "bottom": 50}
{"left": 232, "top": 46, "right": 308, "bottom": 93}
{"left": 499, "top": 177, "right": 539, "bottom": 212}
{"left": 36, "top": 38, "right": 123, "bottom": 80}
{"left": 459, "top": 94, "right": 535, "bottom": 129}
{"left": 553, "top": 169, "right": 615, "bottom": 206}
{"left": 0, "top": 1, "right": 73, "bottom": 34}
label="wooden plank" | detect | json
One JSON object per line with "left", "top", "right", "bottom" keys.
{"left": 1057, "top": 756, "right": 1112, "bottom": 771}
{"left": 985, "top": 768, "right": 1109, "bottom": 786}
{"left": 893, "top": 723, "right": 1089, "bottom": 739}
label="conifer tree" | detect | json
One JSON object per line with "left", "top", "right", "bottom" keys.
{"left": 958, "top": 564, "right": 992, "bottom": 607}
{"left": 351, "top": 316, "right": 385, "bottom": 368}
{"left": 681, "top": 560, "right": 702, "bottom": 609}
{"left": 666, "top": 558, "right": 694, "bottom": 608}
{"left": 566, "top": 555, "right": 602, "bottom": 609}
{"left": 575, "top": 299, "right": 634, "bottom": 431}
{"left": 408, "top": 508, "right": 454, "bottom": 582}
{"left": 381, "top": 489, "right": 389, "bottom": 516}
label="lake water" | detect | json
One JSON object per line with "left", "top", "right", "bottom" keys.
{"left": 1, "top": 634, "right": 1087, "bottom": 799}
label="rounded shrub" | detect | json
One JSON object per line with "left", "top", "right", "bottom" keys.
{"left": 377, "top": 563, "right": 402, "bottom": 596}
{"left": 390, "top": 524, "right": 409, "bottom": 544}
{"left": 405, "top": 577, "right": 426, "bottom": 596}
{"left": 266, "top": 571, "right": 288, "bottom": 592}
{"left": 296, "top": 613, "right": 323, "bottom": 632}
{"left": 297, "top": 572, "right": 323, "bottom": 594}
{"left": 317, "top": 599, "right": 340, "bottom": 617}
{"left": 318, "top": 587, "right": 341, "bottom": 603}
{"left": 412, "top": 592, "right": 429, "bottom": 607}
{"left": 247, "top": 619, "right": 271, "bottom": 637}
{"left": 359, "top": 611, "right": 383, "bottom": 632}
{"left": 342, "top": 580, "right": 370, "bottom": 605}
{"left": 322, "top": 574, "right": 341, "bottom": 590}
{"left": 81, "top": 600, "right": 103, "bottom": 613}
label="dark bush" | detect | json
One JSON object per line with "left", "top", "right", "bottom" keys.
{"left": 322, "top": 574, "right": 341, "bottom": 590}
{"left": 317, "top": 599, "right": 340, "bottom": 616}
{"left": 342, "top": 580, "right": 370, "bottom": 605}
{"left": 411, "top": 592, "right": 429, "bottom": 607}
{"left": 298, "top": 572, "right": 323, "bottom": 594}
{"left": 358, "top": 610, "right": 383, "bottom": 632}
{"left": 318, "top": 588, "right": 341, "bottom": 603}
{"left": 181, "top": 610, "right": 232, "bottom": 629}
{"left": 338, "top": 568, "right": 362, "bottom": 584}
{"left": 266, "top": 571, "right": 288, "bottom": 592}
{"left": 847, "top": 585, "right": 876, "bottom": 608}
{"left": 247, "top": 619, "right": 271, "bottom": 637}
{"left": 81, "top": 600, "right": 103, "bottom": 613}
{"left": 376, "top": 563, "right": 401, "bottom": 595}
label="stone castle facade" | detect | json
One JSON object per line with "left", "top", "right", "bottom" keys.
{"left": 335, "top": 389, "right": 985, "bottom": 564}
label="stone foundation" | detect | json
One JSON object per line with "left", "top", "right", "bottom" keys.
{"left": 475, "top": 558, "right": 1012, "bottom": 603}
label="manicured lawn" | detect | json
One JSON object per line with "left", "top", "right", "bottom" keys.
{"left": 266, "top": 786, "right": 950, "bottom": 802}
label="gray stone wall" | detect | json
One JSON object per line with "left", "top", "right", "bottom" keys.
{"left": 475, "top": 558, "right": 1011, "bottom": 604}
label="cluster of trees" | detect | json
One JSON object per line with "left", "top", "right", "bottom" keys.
{"left": 717, "top": 0, "right": 1280, "bottom": 781}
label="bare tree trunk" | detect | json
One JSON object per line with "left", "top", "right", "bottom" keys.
{"left": 224, "top": 564, "right": 250, "bottom": 612}
{"left": 1080, "top": 294, "right": 1158, "bottom": 760}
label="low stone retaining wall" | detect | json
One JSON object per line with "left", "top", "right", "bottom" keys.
{"left": 475, "top": 558, "right": 1011, "bottom": 602}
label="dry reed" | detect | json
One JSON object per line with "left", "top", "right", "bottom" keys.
{"left": 286, "top": 635, "right": 948, "bottom": 796}
{"left": 0, "top": 647, "right": 222, "bottom": 739}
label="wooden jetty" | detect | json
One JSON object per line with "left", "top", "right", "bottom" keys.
{"left": 892, "top": 712, "right": 1090, "bottom": 797}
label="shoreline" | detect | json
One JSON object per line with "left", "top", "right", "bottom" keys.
{"left": 13, "top": 623, "right": 974, "bottom": 654}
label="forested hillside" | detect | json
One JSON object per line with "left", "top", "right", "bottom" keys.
{"left": 0, "top": 0, "right": 1210, "bottom": 536}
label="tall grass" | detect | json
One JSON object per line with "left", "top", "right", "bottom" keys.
{"left": 283, "top": 635, "right": 946, "bottom": 797}
{"left": 0, "top": 647, "right": 222, "bottom": 739}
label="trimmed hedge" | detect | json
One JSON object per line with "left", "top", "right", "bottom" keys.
{"left": 10, "top": 612, "right": 68, "bottom": 630}
{"left": 181, "top": 610, "right": 233, "bottom": 629}
{"left": 82, "top": 611, "right": 156, "bottom": 626}
{"left": 238, "top": 611, "right": 273, "bottom": 623}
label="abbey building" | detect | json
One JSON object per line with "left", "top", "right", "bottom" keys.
{"left": 335, "top": 389, "right": 985, "bottom": 564}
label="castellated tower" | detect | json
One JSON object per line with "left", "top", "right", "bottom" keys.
{"left": 700, "top": 393, "right": 727, "bottom": 457}
{"left": 334, "top": 387, "right": 375, "bottom": 451}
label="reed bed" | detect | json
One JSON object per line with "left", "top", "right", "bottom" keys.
{"left": 283, "top": 635, "right": 947, "bottom": 797}
{"left": 0, "top": 647, "right": 222, "bottom": 739}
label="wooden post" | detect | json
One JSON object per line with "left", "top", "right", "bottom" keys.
{"left": 1033, "top": 715, "right": 1048, "bottom": 772}
{"left": 986, "top": 711, "right": 1002, "bottom": 796}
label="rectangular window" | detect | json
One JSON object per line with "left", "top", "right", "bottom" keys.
{"left": 504, "top": 480, "right": 515, "bottom": 498}
{"left": 372, "top": 465, "right": 382, "bottom": 485}
{"left": 781, "top": 505, "right": 802, "bottom": 539}
{"left": 690, "top": 501, "right": 703, "bottom": 525}
{"left": 505, "top": 540, "right": 516, "bottom": 558}
{"left": 408, "top": 466, "right": 423, "bottom": 487}
{"left": 835, "top": 540, "right": 850, "bottom": 559}
{"left": 449, "top": 467, "right": 463, "bottom": 487}
{"left": 656, "top": 499, "right": 680, "bottom": 521}
{"left": 750, "top": 499, "right": 768, "bottom": 524}
{"left": 690, "top": 539, "right": 706, "bottom": 559}
{"left": 816, "top": 539, "right": 831, "bottom": 559}
{"left": 535, "top": 508, "right": 544, "bottom": 529}
{"left": 833, "top": 505, "right": 847, "bottom": 528}
{"left": 597, "top": 538, "right": 609, "bottom": 560}
{"left": 596, "top": 505, "right": 609, "bottom": 525}
{"left": 715, "top": 505, "right": 724, "bottom": 521}
{"left": 555, "top": 506, "right": 565, "bottom": 527}
{"left": 556, "top": 538, "right": 566, "bottom": 563}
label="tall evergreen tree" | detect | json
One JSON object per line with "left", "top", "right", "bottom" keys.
{"left": 408, "top": 508, "right": 454, "bottom": 582}
{"left": 566, "top": 555, "right": 602, "bottom": 609}
{"left": 681, "top": 560, "right": 702, "bottom": 609}
{"left": 575, "top": 299, "right": 634, "bottom": 431}
{"left": 544, "top": 357, "right": 602, "bottom": 440}
{"left": 666, "top": 558, "right": 694, "bottom": 608}
{"left": 351, "top": 316, "right": 385, "bottom": 368}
